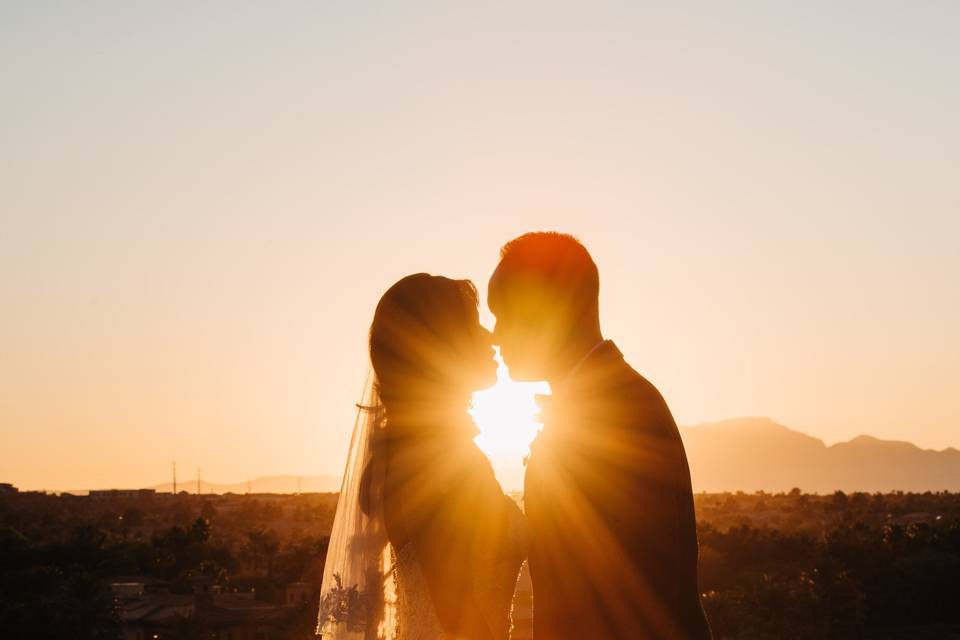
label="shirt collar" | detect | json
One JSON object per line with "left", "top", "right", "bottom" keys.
{"left": 556, "top": 339, "right": 609, "bottom": 391}
{"left": 532, "top": 340, "right": 610, "bottom": 431}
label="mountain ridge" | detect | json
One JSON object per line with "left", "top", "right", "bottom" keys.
{"left": 52, "top": 420, "right": 958, "bottom": 494}
{"left": 680, "top": 417, "right": 960, "bottom": 493}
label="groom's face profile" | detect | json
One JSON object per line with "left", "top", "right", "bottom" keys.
{"left": 488, "top": 232, "right": 602, "bottom": 382}
{"left": 488, "top": 269, "right": 568, "bottom": 382}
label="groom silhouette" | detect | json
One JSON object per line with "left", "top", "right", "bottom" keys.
{"left": 489, "top": 232, "right": 711, "bottom": 639}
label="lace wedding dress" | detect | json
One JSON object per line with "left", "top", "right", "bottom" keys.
{"left": 319, "top": 489, "right": 525, "bottom": 640}
{"left": 318, "top": 378, "right": 526, "bottom": 640}
{"left": 391, "top": 504, "right": 525, "bottom": 640}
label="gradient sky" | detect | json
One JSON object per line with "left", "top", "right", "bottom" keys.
{"left": 2, "top": 2, "right": 958, "bottom": 491}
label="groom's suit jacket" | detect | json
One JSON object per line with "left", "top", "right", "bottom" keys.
{"left": 524, "top": 341, "right": 711, "bottom": 639}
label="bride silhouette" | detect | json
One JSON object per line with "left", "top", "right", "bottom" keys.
{"left": 319, "top": 274, "right": 526, "bottom": 640}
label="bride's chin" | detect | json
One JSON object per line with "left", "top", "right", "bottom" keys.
{"left": 467, "top": 364, "right": 497, "bottom": 392}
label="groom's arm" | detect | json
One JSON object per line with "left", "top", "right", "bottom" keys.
{"left": 584, "top": 421, "right": 685, "bottom": 636}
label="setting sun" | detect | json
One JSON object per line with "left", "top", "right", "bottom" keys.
{"left": 471, "top": 351, "right": 551, "bottom": 491}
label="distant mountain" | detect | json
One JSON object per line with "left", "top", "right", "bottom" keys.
{"left": 680, "top": 417, "right": 960, "bottom": 493}
{"left": 61, "top": 419, "right": 958, "bottom": 495}
{"left": 152, "top": 474, "right": 340, "bottom": 495}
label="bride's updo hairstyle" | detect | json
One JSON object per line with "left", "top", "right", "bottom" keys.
{"left": 369, "top": 273, "right": 482, "bottom": 423}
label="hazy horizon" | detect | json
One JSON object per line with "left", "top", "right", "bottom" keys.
{"left": 3, "top": 3, "right": 958, "bottom": 491}
{"left": 17, "top": 415, "right": 960, "bottom": 494}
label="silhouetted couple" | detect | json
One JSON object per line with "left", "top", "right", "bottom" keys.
{"left": 319, "top": 232, "right": 712, "bottom": 639}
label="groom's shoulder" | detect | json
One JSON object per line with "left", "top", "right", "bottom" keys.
{"left": 613, "top": 354, "right": 671, "bottom": 409}
{"left": 576, "top": 341, "right": 676, "bottom": 427}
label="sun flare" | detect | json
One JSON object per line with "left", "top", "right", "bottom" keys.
{"left": 470, "top": 351, "right": 551, "bottom": 491}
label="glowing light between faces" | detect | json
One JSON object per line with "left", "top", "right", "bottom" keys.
{"left": 470, "top": 351, "right": 550, "bottom": 491}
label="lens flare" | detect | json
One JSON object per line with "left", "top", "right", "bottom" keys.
{"left": 471, "top": 350, "right": 550, "bottom": 491}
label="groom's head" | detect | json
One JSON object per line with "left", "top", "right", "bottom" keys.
{"left": 488, "top": 232, "right": 601, "bottom": 382}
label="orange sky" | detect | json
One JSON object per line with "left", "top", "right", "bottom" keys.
{"left": 2, "top": 3, "right": 958, "bottom": 491}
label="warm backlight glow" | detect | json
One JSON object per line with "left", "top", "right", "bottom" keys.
{"left": 471, "top": 351, "right": 551, "bottom": 491}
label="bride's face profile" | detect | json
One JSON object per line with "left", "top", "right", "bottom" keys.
{"left": 370, "top": 274, "right": 497, "bottom": 414}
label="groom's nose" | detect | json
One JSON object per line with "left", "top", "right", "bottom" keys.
{"left": 490, "top": 321, "right": 502, "bottom": 346}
